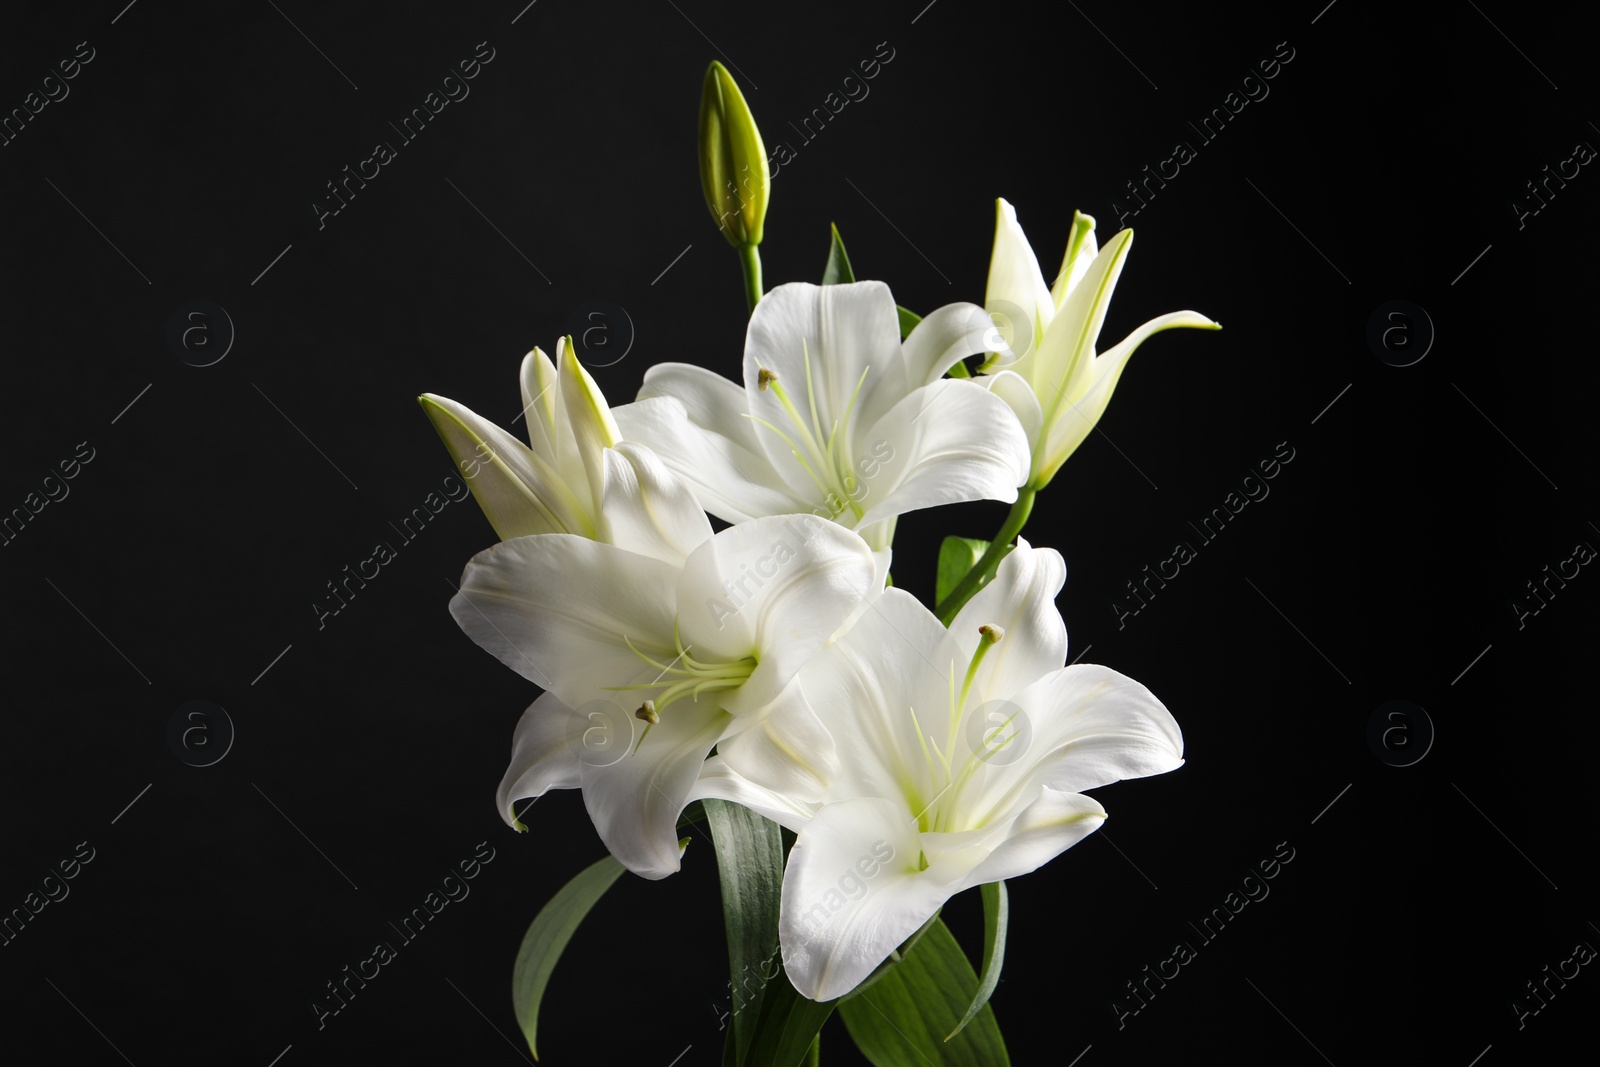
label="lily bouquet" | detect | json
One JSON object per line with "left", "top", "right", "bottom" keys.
{"left": 421, "top": 62, "right": 1216, "bottom": 1065}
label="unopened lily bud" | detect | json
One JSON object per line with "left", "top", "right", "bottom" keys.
{"left": 699, "top": 60, "right": 768, "bottom": 248}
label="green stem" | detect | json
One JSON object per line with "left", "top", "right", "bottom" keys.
{"left": 740, "top": 242, "right": 763, "bottom": 314}
{"left": 935, "top": 488, "right": 1036, "bottom": 625}
{"left": 805, "top": 1034, "right": 820, "bottom": 1066}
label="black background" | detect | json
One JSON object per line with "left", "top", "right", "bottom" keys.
{"left": 1, "top": 1, "right": 1593, "bottom": 1064}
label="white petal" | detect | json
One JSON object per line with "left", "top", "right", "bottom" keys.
{"left": 780, "top": 796, "right": 957, "bottom": 1001}
{"left": 870, "top": 547, "right": 894, "bottom": 594}
{"left": 676, "top": 515, "right": 878, "bottom": 713}
{"left": 951, "top": 541, "right": 1068, "bottom": 701}
{"left": 869, "top": 301, "right": 1008, "bottom": 429}
{"left": 957, "top": 787, "right": 1106, "bottom": 889}
{"left": 518, "top": 347, "right": 566, "bottom": 469}
{"left": 496, "top": 691, "right": 586, "bottom": 830}
{"left": 855, "top": 380, "right": 1030, "bottom": 528}
{"left": 793, "top": 589, "right": 962, "bottom": 806}
{"left": 448, "top": 534, "right": 680, "bottom": 702}
{"left": 599, "top": 442, "right": 712, "bottom": 566}
{"left": 636, "top": 361, "right": 767, "bottom": 455}
{"left": 968, "top": 664, "right": 1183, "bottom": 822}
{"left": 709, "top": 683, "right": 838, "bottom": 812}
{"left": 985, "top": 198, "right": 1055, "bottom": 361}
{"left": 580, "top": 696, "right": 730, "bottom": 878}
{"left": 1026, "top": 664, "right": 1183, "bottom": 790}
{"left": 742, "top": 281, "right": 902, "bottom": 489}
{"left": 1039, "top": 309, "right": 1219, "bottom": 482}
{"left": 419, "top": 393, "right": 591, "bottom": 539}
{"left": 690, "top": 754, "right": 819, "bottom": 831}
{"left": 558, "top": 337, "right": 622, "bottom": 518}
{"left": 1029, "top": 227, "right": 1133, "bottom": 404}
{"left": 1059, "top": 308, "right": 1221, "bottom": 412}
{"left": 979, "top": 369, "right": 1044, "bottom": 453}
{"left": 613, "top": 395, "right": 805, "bottom": 523}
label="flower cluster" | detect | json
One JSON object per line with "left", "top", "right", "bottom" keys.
{"left": 423, "top": 194, "right": 1208, "bottom": 1001}
{"left": 422, "top": 61, "right": 1215, "bottom": 1041}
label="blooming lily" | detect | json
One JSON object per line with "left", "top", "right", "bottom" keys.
{"left": 979, "top": 199, "right": 1219, "bottom": 490}
{"left": 425, "top": 341, "right": 877, "bottom": 878}
{"left": 460, "top": 512, "right": 878, "bottom": 879}
{"left": 692, "top": 543, "right": 1183, "bottom": 999}
{"left": 613, "top": 280, "right": 1031, "bottom": 552}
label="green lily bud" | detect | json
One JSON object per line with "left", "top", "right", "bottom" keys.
{"left": 699, "top": 60, "right": 768, "bottom": 248}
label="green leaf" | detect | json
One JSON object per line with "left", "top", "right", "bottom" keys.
{"left": 936, "top": 536, "right": 990, "bottom": 606}
{"left": 947, "top": 882, "right": 1008, "bottom": 1041}
{"left": 896, "top": 305, "right": 921, "bottom": 340}
{"left": 706, "top": 800, "right": 788, "bottom": 1064}
{"left": 742, "top": 968, "right": 837, "bottom": 1067}
{"left": 838, "top": 919, "right": 1009, "bottom": 1066}
{"left": 511, "top": 851, "right": 632, "bottom": 1060}
{"left": 946, "top": 357, "right": 971, "bottom": 378}
{"left": 822, "top": 223, "right": 855, "bottom": 285}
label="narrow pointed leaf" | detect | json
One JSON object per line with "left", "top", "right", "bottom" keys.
{"left": 511, "top": 852, "right": 630, "bottom": 1059}
{"left": 896, "top": 305, "right": 921, "bottom": 340}
{"left": 742, "top": 968, "right": 837, "bottom": 1067}
{"left": 936, "top": 536, "right": 990, "bottom": 606}
{"left": 706, "top": 799, "right": 787, "bottom": 1064}
{"left": 822, "top": 223, "right": 855, "bottom": 285}
{"left": 946, "top": 881, "right": 1008, "bottom": 1041}
{"left": 837, "top": 919, "right": 1009, "bottom": 1066}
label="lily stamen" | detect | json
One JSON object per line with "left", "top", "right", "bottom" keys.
{"left": 958, "top": 623, "right": 1003, "bottom": 718}
{"left": 612, "top": 625, "right": 759, "bottom": 715}
{"left": 748, "top": 351, "right": 872, "bottom": 523}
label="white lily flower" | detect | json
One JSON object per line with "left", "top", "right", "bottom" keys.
{"left": 419, "top": 337, "right": 706, "bottom": 565}
{"left": 980, "top": 199, "right": 1220, "bottom": 489}
{"left": 612, "top": 280, "right": 1031, "bottom": 552}
{"left": 692, "top": 542, "right": 1183, "bottom": 999}
{"left": 457, "top": 512, "right": 879, "bottom": 879}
